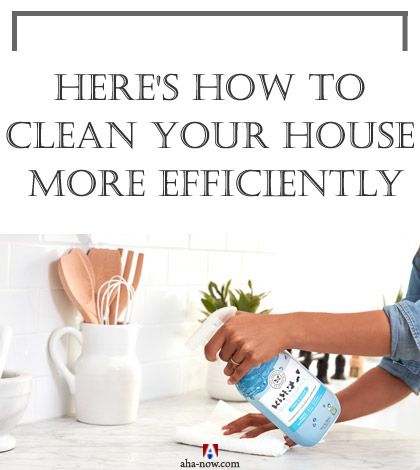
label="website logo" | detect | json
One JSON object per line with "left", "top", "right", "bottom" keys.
{"left": 179, "top": 445, "right": 239, "bottom": 468}
{"left": 202, "top": 444, "right": 219, "bottom": 459}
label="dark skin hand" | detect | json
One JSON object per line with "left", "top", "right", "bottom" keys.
{"left": 205, "top": 310, "right": 391, "bottom": 384}
{"left": 207, "top": 310, "right": 411, "bottom": 445}
{"left": 221, "top": 366, "right": 412, "bottom": 446}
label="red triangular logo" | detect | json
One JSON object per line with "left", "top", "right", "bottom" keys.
{"left": 202, "top": 444, "right": 219, "bottom": 458}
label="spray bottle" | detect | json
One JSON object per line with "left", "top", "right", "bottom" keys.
{"left": 187, "top": 307, "right": 340, "bottom": 447}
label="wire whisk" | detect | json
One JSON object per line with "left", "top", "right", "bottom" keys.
{"left": 97, "top": 275, "right": 135, "bottom": 325}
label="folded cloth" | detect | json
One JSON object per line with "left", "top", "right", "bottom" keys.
{"left": 174, "top": 400, "right": 288, "bottom": 457}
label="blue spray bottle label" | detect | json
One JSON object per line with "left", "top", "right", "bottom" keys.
{"left": 187, "top": 307, "right": 341, "bottom": 447}
{"left": 236, "top": 352, "right": 340, "bottom": 446}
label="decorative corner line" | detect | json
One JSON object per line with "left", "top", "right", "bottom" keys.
{"left": 11, "top": 10, "right": 408, "bottom": 53}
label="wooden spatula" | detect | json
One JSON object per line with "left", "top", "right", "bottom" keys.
{"left": 88, "top": 248, "right": 122, "bottom": 300}
{"left": 58, "top": 248, "right": 98, "bottom": 324}
{"left": 132, "top": 252, "right": 144, "bottom": 291}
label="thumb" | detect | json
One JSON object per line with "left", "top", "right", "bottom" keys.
{"left": 284, "top": 436, "right": 296, "bottom": 448}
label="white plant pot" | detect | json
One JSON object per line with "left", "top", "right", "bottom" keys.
{"left": 206, "top": 360, "right": 245, "bottom": 402}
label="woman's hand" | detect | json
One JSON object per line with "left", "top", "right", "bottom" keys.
{"left": 204, "top": 312, "right": 286, "bottom": 384}
{"left": 222, "top": 413, "right": 295, "bottom": 447}
{"left": 205, "top": 308, "right": 393, "bottom": 385}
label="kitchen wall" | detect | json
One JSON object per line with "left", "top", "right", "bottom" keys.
{"left": 0, "top": 233, "right": 280, "bottom": 423}
{"left": 0, "top": 233, "right": 418, "bottom": 433}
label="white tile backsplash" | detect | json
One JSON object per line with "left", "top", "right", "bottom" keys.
{"left": 208, "top": 251, "right": 243, "bottom": 283}
{"left": 89, "top": 233, "right": 148, "bottom": 248}
{"left": 41, "top": 234, "right": 91, "bottom": 245}
{"left": 9, "top": 245, "right": 66, "bottom": 289}
{"left": 39, "top": 289, "right": 79, "bottom": 332}
{"left": 241, "top": 252, "right": 278, "bottom": 289}
{"left": 226, "top": 232, "right": 260, "bottom": 252}
{"left": 133, "top": 287, "right": 188, "bottom": 325}
{"left": 0, "top": 235, "right": 42, "bottom": 243}
{"left": 140, "top": 249, "right": 169, "bottom": 286}
{"left": 19, "top": 378, "right": 37, "bottom": 424}
{"left": 0, "top": 243, "right": 9, "bottom": 288}
{"left": 0, "top": 232, "right": 274, "bottom": 424}
{"left": 187, "top": 287, "right": 208, "bottom": 323}
{"left": 139, "top": 355, "right": 206, "bottom": 401}
{"left": 137, "top": 322, "right": 198, "bottom": 364}
{"left": 168, "top": 250, "right": 208, "bottom": 286}
{"left": 139, "top": 359, "right": 186, "bottom": 401}
{"left": 148, "top": 233, "right": 190, "bottom": 249}
{"left": 33, "top": 375, "right": 71, "bottom": 422}
{"left": 0, "top": 290, "right": 39, "bottom": 335}
{"left": 190, "top": 233, "right": 227, "bottom": 251}
{"left": 6, "top": 332, "right": 61, "bottom": 377}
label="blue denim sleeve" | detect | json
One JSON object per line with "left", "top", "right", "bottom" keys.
{"left": 406, "top": 246, "right": 420, "bottom": 303}
{"left": 378, "top": 300, "right": 420, "bottom": 394}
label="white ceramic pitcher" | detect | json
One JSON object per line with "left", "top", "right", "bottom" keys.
{"left": 49, "top": 323, "right": 141, "bottom": 425}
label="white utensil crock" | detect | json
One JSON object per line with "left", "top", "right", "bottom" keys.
{"left": 49, "top": 323, "right": 141, "bottom": 425}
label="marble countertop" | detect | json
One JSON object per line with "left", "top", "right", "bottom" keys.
{"left": 3, "top": 391, "right": 420, "bottom": 470}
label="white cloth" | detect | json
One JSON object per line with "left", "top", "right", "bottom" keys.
{"left": 174, "top": 400, "right": 288, "bottom": 457}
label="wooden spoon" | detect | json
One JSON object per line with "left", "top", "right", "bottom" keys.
{"left": 132, "top": 253, "right": 144, "bottom": 290}
{"left": 88, "top": 248, "right": 122, "bottom": 299}
{"left": 58, "top": 248, "right": 98, "bottom": 324}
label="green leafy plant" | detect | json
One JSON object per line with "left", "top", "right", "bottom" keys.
{"left": 200, "top": 279, "right": 271, "bottom": 321}
{"left": 382, "top": 286, "right": 405, "bottom": 306}
{"left": 200, "top": 281, "right": 231, "bottom": 320}
{"left": 229, "top": 280, "right": 271, "bottom": 314}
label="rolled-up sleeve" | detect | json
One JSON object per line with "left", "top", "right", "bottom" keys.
{"left": 406, "top": 247, "right": 420, "bottom": 302}
{"left": 378, "top": 300, "right": 420, "bottom": 394}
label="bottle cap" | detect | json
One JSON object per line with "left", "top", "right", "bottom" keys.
{"left": 186, "top": 306, "right": 237, "bottom": 350}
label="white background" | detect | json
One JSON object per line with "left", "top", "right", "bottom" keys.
{"left": 0, "top": 0, "right": 418, "bottom": 239}
{"left": 0, "top": 0, "right": 419, "bottom": 433}
{"left": 1, "top": 0, "right": 418, "bottom": 309}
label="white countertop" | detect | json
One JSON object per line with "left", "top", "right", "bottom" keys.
{"left": 3, "top": 391, "right": 420, "bottom": 470}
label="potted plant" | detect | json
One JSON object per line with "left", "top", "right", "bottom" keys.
{"left": 200, "top": 280, "right": 271, "bottom": 401}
